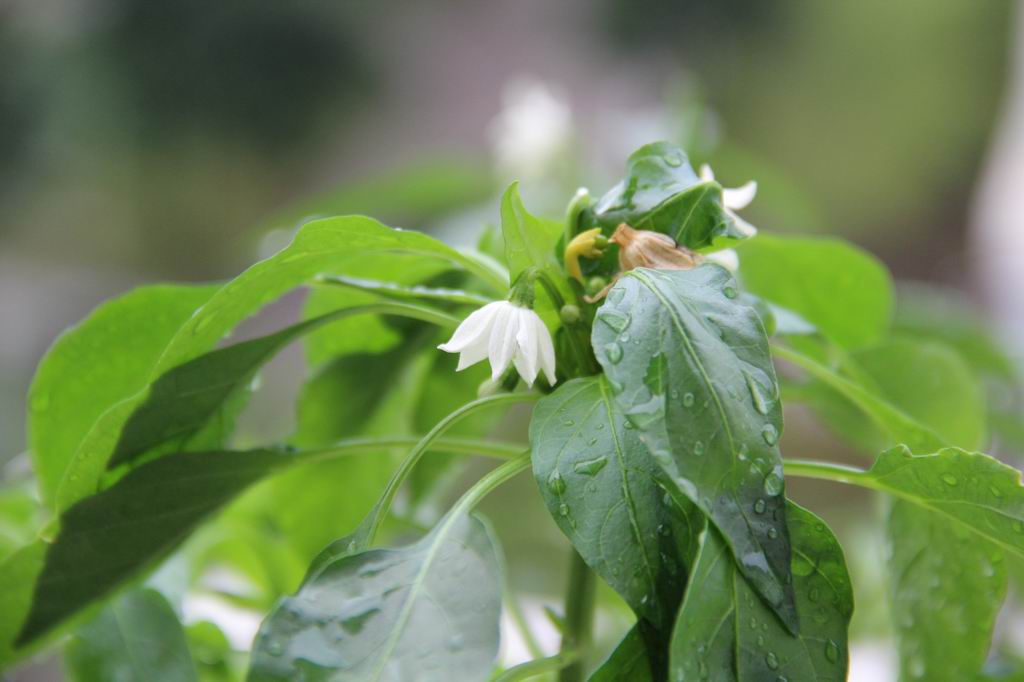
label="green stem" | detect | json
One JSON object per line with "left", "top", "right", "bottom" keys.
{"left": 532, "top": 269, "right": 598, "bottom": 376}
{"left": 783, "top": 459, "right": 875, "bottom": 488}
{"left": 495, "top": 651, "right": 579, "bottom": 682}
{"left": 296, "top": 436, "right": 527, "bottom": 465}
{"left": 363, "top": 392, "right": 539, "bottom": 545}
{"left": 558, "top": 550, "right": 596, "bottom": 682}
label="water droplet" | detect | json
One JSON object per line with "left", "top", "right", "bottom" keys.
{"left": 941, "top": 473, "right": 958, "bottom": 486}
{"left": 447, "top": 634, "right": 465, "bottom": 652}
{"left": 808, "top": 587, "right": 820, "bottom": 602}
{"left": 767, "top": 527, "right": 779, "bottom": 539}
{"left": 761, "top": 424, "right": 779, "bottom": 445}
{"left": 657, "top": 523, "right": 671, "bottom": 536}
{"left": 749, "top": 616, "right": 757, "bottom": 630}
{"left": 723, "top": 285, "right": 738, "bottom": 299}
{"left": 559, "top": 503, "right": 570, "bottom": 517}
{"left": 990, "top": 485, "right": 1003, "bottom": 498}
{"left": 683, "top": 392, "right": 695, "bottom": 407}
{"left": 547, "top": 470, "right": 567, "bottom": 495}
{"left": 604, "top": 343, "right": 623, "bottom": 364}
{"left": 620, "top": 332, "right": 631, "bottom": 342}
{"left": 574, "top": 456, "right": 609, "bottom": 476}
{"left": 341, "top": 607, "right": 380, "bottom": 634}
{"left": 599, "top": 310, "right": 630, "bottom": 332}
{"left": 756, "top": 635, "right": 765, "bottom": 647}
{"left": 693, "top": 440, "right": 705, "bottom": 456}
{"left": 266, "top": 638, "right": 284, "bottom": 656}
{"left": 763, "top": 471, "right": 784, "bottom": 497}
{"left": 744, "top": 371, "right": 772, "bottom": 416}
{"left": 824, "top": 639, "right": 840, "bottom": 663}
{"left": 596, "top": 422, "right": 605, "bottom": 430}
{"left": 664, "top": 152, "right": 684, "bottom": 168}
{"left": 754, "top": 499, "right": 767, "bottom": 514}
{"left": 765, "top": 652, "right": 779, "bottom": 670}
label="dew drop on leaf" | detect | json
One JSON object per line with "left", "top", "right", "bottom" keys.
{"left": 693, "top": 440, "right": 705, "bottom": 456}
{"left": 604, "top": 342, "right": 623, "bottom": 364}
{"left": 682, "top": 392, "right": 695, "bottom": 407}
{"left": 723, "top": 285, "right": 737, "bottom": 299}
{"left": 767, "top": 527, "right": 778, "bottom": 539}
{"left": 753, "top": 499, "right": 767, "bottom": 514}
{"left": 761, "top": 424, "right": 779, "bottom": 445}
{"left": 573, "top": 456, "right": 608, "bottom": 476}
{"left": 763, "top": 471, "right": 784, "bottom": 496}
{"left": 765, "top": 652, "right": 779, "bottom": 670}
{"left": 547, "top": 470, "right": 567, "bottom": 495}
{"left": 598, "top": 310, "right": 630, "bottom": 332}
{"left": 558, "top": 503, "right": 570, "bottom": 517}
{"left": 824, "top": 639, "right": 840, "bottom": 663}
{"left": 744, "top": 371, "right": 771, "bottom": 416}
{"left": 940, "top": 473, "right": 958, "bottom": 486}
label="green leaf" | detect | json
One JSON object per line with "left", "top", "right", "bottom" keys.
{"left": 670, "top": 503, "right": 852, "bottom": 681}
{"left": 594, "top": 266, "right": 798, "bottom": 631}
{"left": 588, "top": 625, "right": 653, "bottom": 682}
{"left": 54, "top": 216, "right": 500, "bottom": 513}
{"left": 28, "top": 284, "right": 217, "bottom": 503}
{"left": 593, "top": 142, "right": 751, "bottom": 250}
{"left": 65, "top": 588, "right": 197, "bottom": 682}
{"left": 59, "top": 301, "right": 456, "bottom": 510}
{"left": 18, "top": 448, "right": 292, "bottom": 646}
{"left": 248, "top": 512, "right": 502, "bottom": 682}
{"left": 887, "top": 499, "right": 1005, "bottom": 682}
{"left": 500, "top": 182, "right": 562, "bottom": 284}
{"left": 738, "top": 234, "right": 893, "bottom": 349}
{"left": 529, "top": 376, "right": 700, "bottom": 631}
{"left": 317, "top": 275, "right": 492, "bottom": 307}
{"left": 0, "top": 484, "right": 42, "bottom": 562}
{"left": 107, "top": 302, "right": 454, "bottom": 470}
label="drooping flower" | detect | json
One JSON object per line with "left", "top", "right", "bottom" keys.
{"left": 699, "top": 164, "right": 758, "bottom": 237}
{"left": 704, "top": 248, "right": 739, "bottom": 272}
{"left": 438, "top": 301, "right": 556, "bottom": 386}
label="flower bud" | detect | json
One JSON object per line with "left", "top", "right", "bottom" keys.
{"left": 610, "top": 224, "right": 702, "bottom": 272}
{"left": 559, "top": 304, "right": 582, "bottom": 325}
{"left": 586, "top": 276, "right": 608, "bottom": 296}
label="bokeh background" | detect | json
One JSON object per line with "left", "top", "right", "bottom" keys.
{"left": 3, "top": 1, "right": 1023, "bottom": 679}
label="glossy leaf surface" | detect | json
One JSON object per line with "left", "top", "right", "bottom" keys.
{"left": 588, "top": 625, "right": 653, "bottom": 682}
{"left": 530, "top": 376, "right": 699, "bottom": 631}
{"left": 249, "top": 513, "right": 501, "bottom": 682}
{"left": 594, "top": 265, "right": 797, "bottom": 630}
{"left": 670, "top": 503, "right": 852, "bottom": 681}
{"left": 593, "top": 142, "right": 749, "bottom": 250}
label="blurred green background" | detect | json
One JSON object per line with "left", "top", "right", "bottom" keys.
{"left": 2, "top": 2, "right": 1022, "bottom": 679}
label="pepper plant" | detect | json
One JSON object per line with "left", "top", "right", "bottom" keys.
{"left": 3, "top": 141, "right": 1024, "bottom": 681}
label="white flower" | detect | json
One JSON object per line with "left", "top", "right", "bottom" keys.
{"left": 704, "top": 248, "right": 739, "bottom": 272}
{"left": 699, "top": 164, "right": 758, "bottom": 237}
{"left": 438, "top": 301, "right": 556, "bottom": 386}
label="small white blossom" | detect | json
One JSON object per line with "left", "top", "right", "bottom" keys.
{"left": 704, "top": 248, "right": 739, "bottom": 272}
{"left": 438, "top": 301, "right": 556, "bottom": 386}
{"left": 700, "top": 164, "right": 758, "bottom": 237}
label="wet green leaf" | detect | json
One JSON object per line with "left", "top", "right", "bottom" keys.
{"left": 65, "top": 588, "right": 197, "bottom": 682}
{"left": 739, "top": 234, "right": 893, "bottom": 349}
{"left": 19, "top": 448, "right": 291, "bottom": 645}
{"left": 887, "top": 500, "right": 1005, "bottom": 682}
{"left": 28, "top": 284, "right": 217, "bottom": 503}
{"left": 594, "top": 265, "right": 797, "bottom": 631}
{"left": 54, "top": 216, "right": 499, "bottom": 513}
{"left": 529, "top": 376, "right": 700, "bottom": 631}
{"left": 500, "top": 182, "right": 563, "bottom": 284}
{"left": 249, "top": 513, "right": 501, "bottom": 682}
{"left": 593, "top": 142, "right": 749, "bottom": 250}
{"left": 670, "top": 503, "right": 852, "bottom": 681}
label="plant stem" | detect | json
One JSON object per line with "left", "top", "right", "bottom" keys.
{"left": 297, "top": 435, "right": 527, "bottom": 464}
{"left": 494, "top": 650, "right": 579, "bottom": 682}
{"left": 363, "top": 392, "right": 539, "bottom": 545}
{"left": 558, "top": 550, "right": 596, "bottom": 682}
{"left": 783, "top": 459, "right": 875, "bottom": 488}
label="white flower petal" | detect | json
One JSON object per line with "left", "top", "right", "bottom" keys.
{"left": 454, "top": 340, "right": 489, "bottom": 371}
{"left": 487, "top": 303, "right": 517, "bottom": 380}
{"left": 534, "top": 315, "right": 557, "bottom": 385}
{"left": 722, "top": 180, "right": 757, "bottom": 211}
{"left": 699, "top": 163, "right": 715, "bottom": 183}
{"left": 437, "top": 301, "right": 501, "bottom": 352}
{"left": 704, "top": 248, "right": 739, "bottom": 273}
{"left": 514, "top": 309, "right": 541, "bottom": 385}
{"left": 728, "top": 210, "right": 758, "bottom": 237}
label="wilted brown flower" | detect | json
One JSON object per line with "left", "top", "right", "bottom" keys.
{"left": 610, "top": 224, "right": 702, "bottom": 272}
